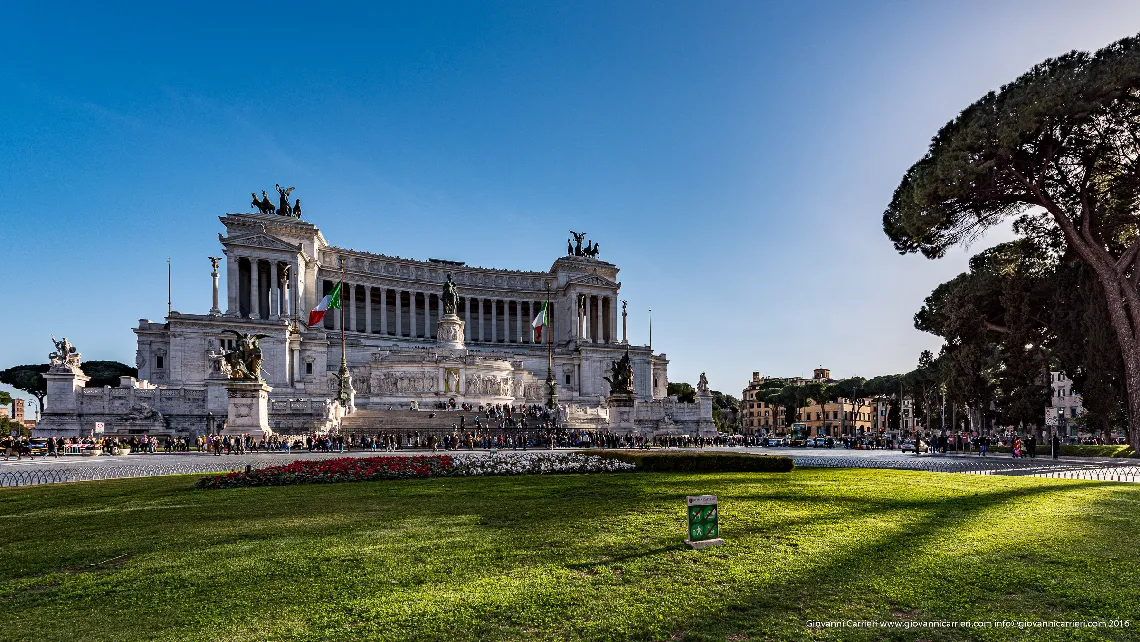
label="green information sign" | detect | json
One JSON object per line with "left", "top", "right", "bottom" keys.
{"left": 685, "top": 495, "right": 724, "bottom": 549}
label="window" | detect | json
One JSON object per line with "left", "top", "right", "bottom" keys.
{"left": 565, "top": 374, "right": 571, "bottom": 385}
{"left": 1071, "top": 406, "right": 1078, "bottom": 418}
{"left": 654, "top": 378, "right": 659, "bottom": 388}
{"left": 306, "top": 362, "right": 313, "bottom": 375}
{"left": 155, "top": 355, "right": 164, "bottom": 369}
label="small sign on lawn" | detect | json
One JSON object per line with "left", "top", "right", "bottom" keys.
{"left": 685, "top": 495, "right": 724, "bottom": 550}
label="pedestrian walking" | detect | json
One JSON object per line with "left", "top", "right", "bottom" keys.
{"left": 1051, "top": 434, "right": 1061, "bottom": 459}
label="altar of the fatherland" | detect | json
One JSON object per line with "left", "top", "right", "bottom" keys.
{"left": 35, "top": 197, "right": 714, "bottom": 438}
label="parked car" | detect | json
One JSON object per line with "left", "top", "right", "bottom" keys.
{"left": 900, "top": 440, "right": 929, "bottom": 453}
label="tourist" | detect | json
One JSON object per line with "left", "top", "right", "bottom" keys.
{"left": 1052, "top": 433, "right": 1061, "bottom": 459}
{"left": 1027, "top": 434, "right": 1037, "bottom": 458}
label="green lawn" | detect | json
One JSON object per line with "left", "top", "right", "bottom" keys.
{"left": 0, "top": 469, "right": 1137, "bottom": 641}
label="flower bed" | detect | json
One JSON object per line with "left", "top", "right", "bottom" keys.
{"left": 196, "top": 452, "right": 634, "bottom": 489}
{"left": 451, "top": 452, "right": 635, "bottom": 476}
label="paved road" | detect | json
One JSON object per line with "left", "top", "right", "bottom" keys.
{"left": 730, "top": 446, "right": 1140, "bottom": 482}
{"left": 0, "top": 447, "right": 1136, "bottom": 487}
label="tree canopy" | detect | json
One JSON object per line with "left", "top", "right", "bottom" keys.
{"left": 0, "top": 365, "right": 49, "bottom": 414}
{"left": 666, "top": 382, "right": 696, "bottom": 404}
{"left": 82, "top": 361, "right": 139, "bottom": 388}
{"left": 884, "top": 33, "right": 1140, "bottom": 449}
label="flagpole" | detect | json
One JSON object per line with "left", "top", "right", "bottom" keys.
{"left": 545, "top": 282, "right": 557, "bottom": 411}
{"left": 335, "top": 259, "right": 354, "bottom": 415}
{"left": 339, "top": 263, "right": 346, "bottom": 367}
{"left": 167, "top": 258, "right": 172, "bottom": 317}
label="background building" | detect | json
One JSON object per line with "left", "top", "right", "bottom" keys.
{"left": 741, "top": 369, "right": 916, "bottom": 440}
{"left": 1047, "top": 371, "right": 1085, "bottom": 439}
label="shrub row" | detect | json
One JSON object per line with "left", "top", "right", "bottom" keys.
{"left": 582, "top": 450, "right": 794, "bottom": 473}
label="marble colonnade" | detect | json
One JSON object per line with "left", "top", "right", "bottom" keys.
{"left": 313, "top": 281, "right": 617, "bottom": 345}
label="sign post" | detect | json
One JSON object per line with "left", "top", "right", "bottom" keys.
{"left": 685, "top": 495, "right": 724, "bottom": 550}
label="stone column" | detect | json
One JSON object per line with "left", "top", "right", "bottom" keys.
{"left": 514, "top": 300, "right": 521, "bottom": 343}
{"left": 380, "top": 288, "right": 388, "bottom": 335}
{"left": 395, "top": 290, "right": 403, "bottom": 337}
{"left": 584, "top": 295, "right": 591, "bottom": 343}
{"left": 347, "top": 283, "right": 356, "bottom": 332}
{"left": 611, "top": 297, "right": 618, "bottom": 344}
{"left": 364, "top": 285, "right": 372, "bottom": 334}
{"left": 491, "top": 299, "right": 498, "bottom": 343}
{"left": 282, "top": 264, "right": 292, "bottom": 321}
{"left": 477, "top": 298, "right": 484, "bottom": 342}
{"left": 292, "top": 345, "right": 301, "bottom": 384}
{"left": 250, "top": 260, "right": 261, "bottom": 319}
{"left": 210, "top": 258, "right": 221, "bottom": 315}
{"left": 463, "top": 297, "right": 471, "bottom": 332}
{"left": 622, "top": 300, "right": 628, "bottom": 344}
{"left": 291, "top": 260, "right": 300, "bottom": 317}
{"left": 425, "top": 293, "right": 432, "bottom": 338}
{"left": 332, "top": 282, "right": 341, "bottom": 331}
{"left": 225, "top": 254, "right": 238, "bottom": 315}
{"left": 269, "top": 262, "right": 280, "bottom": 318}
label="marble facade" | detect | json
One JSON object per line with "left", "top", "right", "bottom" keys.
{"left": 41, "top": 209, "right": 713, "bottom": 437}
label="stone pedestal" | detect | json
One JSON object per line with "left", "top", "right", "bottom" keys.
{"left": 435, "top": 313, "right": 465, "bottom": 349}
{"left": 34, "top": 364, "right": 91, "bottom": 437}
{"left": 223, "top": 381, "right": 272, "bottom": 437}
{"left": 607, "top": 393, "right": 637, "bottom": 435}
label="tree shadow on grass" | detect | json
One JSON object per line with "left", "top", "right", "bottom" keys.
{"left": 3, "top": 470, "right": 1134, "bottom": 642}
{"left": 625, "top": 478, "right": 1122, "bottom": 642}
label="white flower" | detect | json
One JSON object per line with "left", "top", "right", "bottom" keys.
{"left": 448, "top": 452, "right": 635, "bottom": 476}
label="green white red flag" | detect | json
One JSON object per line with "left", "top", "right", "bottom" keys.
{"left": 308, "top": 283, "right": 342, "bottom": 326}
{"left": 531, "top": 301, "right": 548, "bottom": 342}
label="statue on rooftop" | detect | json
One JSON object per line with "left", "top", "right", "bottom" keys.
{"left": 49, "top": 335, "right": 82, "bottom": 371}
{"left": 275, "top": 184, "right": 295, "bottom": 216}
{"left": 442, "top": 274, "right": 459, "bottom": 315}
{"left": 697, "top": 372, "right": 710, "bottom": 395}
{"left": 569, "top": 231, "right": 587, "bottom": 256}
{"left": 251, "top": 192, "right": 275, "bottom": 215}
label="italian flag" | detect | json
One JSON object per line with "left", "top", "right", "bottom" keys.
{"left": 308, "top": 283, "right": 342, "bottom": 327}
{"left": 531, "top": 301, "right": 548, "bottom": 342}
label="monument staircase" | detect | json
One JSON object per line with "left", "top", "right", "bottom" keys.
{"left": 340, "top": 409, "right": 514, "bottom": 437}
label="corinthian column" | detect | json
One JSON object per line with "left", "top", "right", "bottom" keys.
{"left": 250, "top": 260, "right": 260, "bottom": 319}
{"left": 209, "top": 257, "right": 221, "bottom": 316}
{"left": 364, "top": 285, "right": 372, "bottom": 334}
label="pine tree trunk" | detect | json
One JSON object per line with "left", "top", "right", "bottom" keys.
{"left": 1093, "top": 275, "right": 1140, "bottom": 451}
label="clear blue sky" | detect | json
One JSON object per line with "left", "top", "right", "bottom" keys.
{"left": 3, "top": 1, "right": 1140, "bottom": 409}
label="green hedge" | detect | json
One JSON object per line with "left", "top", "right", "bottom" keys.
{"left": 582, "top": 450, "right": 794, "bottom": 473}
{"left": 988, "top": 444, "right": 1136, "bottom": 458}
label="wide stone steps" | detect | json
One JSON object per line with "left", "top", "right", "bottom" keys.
{"left": 340, "top": 409, "right": 519, "bottom": 435}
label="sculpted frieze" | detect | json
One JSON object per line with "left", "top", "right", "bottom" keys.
{"left": 373, "top": 371, "right": 438, "bottom": 394}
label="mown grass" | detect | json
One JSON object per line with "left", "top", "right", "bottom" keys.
{"left": 0, "top": 469, "right": 1137, "bottom": 641}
